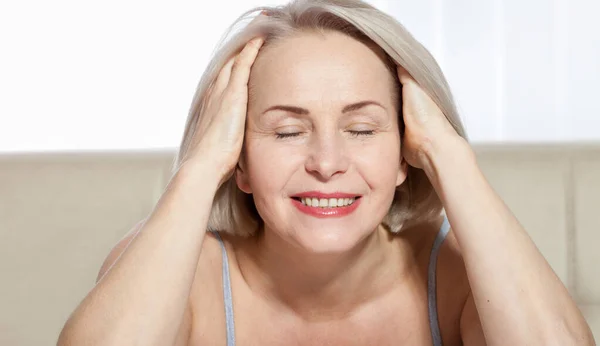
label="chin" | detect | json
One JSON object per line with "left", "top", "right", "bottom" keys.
{"left": 291, "top": 225, "right": 373, "bottom": 255}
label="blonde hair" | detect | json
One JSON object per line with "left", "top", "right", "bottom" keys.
{"left": 172, "top": 0, "right": 467, "bottom": 236}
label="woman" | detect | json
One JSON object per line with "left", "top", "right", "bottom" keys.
{"left": 58, "top": 0, "right": 594, "bottom": 345}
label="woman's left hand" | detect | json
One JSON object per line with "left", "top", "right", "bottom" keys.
{"left": 397, "top": 66, "right": 464, "bottom": 170}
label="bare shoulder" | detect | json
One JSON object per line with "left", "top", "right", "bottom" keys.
{"left": 95, "top": 221, "right": 228, "bottom": 346}
{"left": 96, "top": 220, "right": 228, "bottom": 291}
{"left": 433, "top": 222, "right": 474, "bottom": 344}
{"left": 438, "top": 225, "right": 469, "bottom": 278}
{"left": 186, "top": 231, "right": 235, "bottom": 345}
{"left": 404, "top": 218, "right": 471, "bottom": 306}
{"left": 191, "top": 230, "right": 227, "bottom": 284}
{"left": 437, "top": 224, "right": 471, "bottom": 299}
{"left": 94, "top": 219, "right": 197, "bottom": 344}
{"left": 439, "top": 227, "right": 486, "bottom": 344}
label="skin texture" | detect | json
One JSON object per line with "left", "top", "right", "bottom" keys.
{"left": 233, "top": 29, "right": 424, "bottom": 326}
{"left": 232, "top": 30, "right": 592, "bottom": 344}
{"left": 226, "top": 31, "right": 473, "bottom": 343}
{"left": 239, "top": 30, "right": 406, "bottom": 268}
{"left": 59, "top": 27, "right": 594, "bottom": 346}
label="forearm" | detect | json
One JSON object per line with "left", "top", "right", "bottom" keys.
{"left": 423, "top": 138, "right": 593, "bottom": 345}
{"left": 58, "top": 162, "right": 220, "bottom": 346}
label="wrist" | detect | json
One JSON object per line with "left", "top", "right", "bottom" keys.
{"left": 174, "top": 158, "right": 224, "bottom": 193}
{"left": 420, "top": 135, "right": 475, "bottom": 187}
{"left": 148, "top": 159, "right": 223, "bottom": 227}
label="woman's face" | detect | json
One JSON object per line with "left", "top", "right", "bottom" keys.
{"left": 238, "top": 31, "right": 407, "bottom": 253}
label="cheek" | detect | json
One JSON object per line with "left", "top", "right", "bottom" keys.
{"left": 352, "top": 137, "right": 401, "bottom": 180}
{"left": 244, "top": 139, "right": 304, "bottom": 193}
{"left": 243, "top": 139, "right": 306, "bottom": 225}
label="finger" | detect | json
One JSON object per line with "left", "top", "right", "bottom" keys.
{"left": 204, "top": 56, "right": 235, "bottom": 113}
{"left": 227, "top": 37, "right": 264, "bottom": 94}
{"left": 397, "top": 65, "right": 416, "bottom": 85}
{"left": 213, "top": 56, "right": 236, "bottom": 97}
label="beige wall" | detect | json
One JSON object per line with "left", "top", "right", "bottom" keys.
{"left": 1, "top": 145, "right": 599, "bottom": 345}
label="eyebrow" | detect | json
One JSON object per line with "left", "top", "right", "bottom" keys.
{"left": 262, "top": 100, "right": 386, "bottom": 115}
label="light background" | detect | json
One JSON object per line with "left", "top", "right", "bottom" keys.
{"left": 1, "top": 0, "right": 598, "bottom": 152}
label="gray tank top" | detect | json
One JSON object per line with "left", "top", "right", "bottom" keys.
{"left": 213, "top": 216, "right": 450, "bottom": 346}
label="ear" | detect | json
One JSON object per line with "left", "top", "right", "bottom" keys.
{"left": 235, "top": 161, "right": 252, "bottom": 194}
{"left": 396, "top": 156, "right": 409, "bottom": 187}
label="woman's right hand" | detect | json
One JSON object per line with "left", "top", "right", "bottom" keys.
{"left": 181, "top": 37, "right": 264, "bottom": 185}
{"left": 57, "top": 37, "right": 266, "bottom": 346}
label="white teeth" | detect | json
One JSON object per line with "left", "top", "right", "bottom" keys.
{"left": 299, "top": 197, "right": 356, "bottom": 208}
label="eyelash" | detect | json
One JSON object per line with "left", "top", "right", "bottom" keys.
{"left": 275, "top": 130, "right": 375, "bottom": 139}
{"left": 350, "top": 130, "right": 375, "bottom": 137}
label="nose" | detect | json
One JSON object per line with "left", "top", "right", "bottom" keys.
{"left": 304, "top": 131, "right": 349, "bottom": 181}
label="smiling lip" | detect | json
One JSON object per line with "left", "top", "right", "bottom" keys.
{"left": 290, "top": 191, "right": 362, "bottom": 218}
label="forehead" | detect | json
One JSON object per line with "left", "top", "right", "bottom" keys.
{"left": 248, "top": 31, "right": 396, "bottom": 106}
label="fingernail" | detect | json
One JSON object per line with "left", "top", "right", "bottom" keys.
{"left": 252, "top": 37, "right": 264, "bottom": 46}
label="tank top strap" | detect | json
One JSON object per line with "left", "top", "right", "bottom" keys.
{"left": 212, "top": 231, "right": 236, "bottom": 346}
{"left": 213, "top": 217, "right": 449, "bottom": 346}
{"left": 427, "top": 216, "right": 451, "bottom": 346}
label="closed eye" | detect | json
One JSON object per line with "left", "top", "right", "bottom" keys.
{"left": 275, "top": 132, "right": 302, "bottom": 139}
{"left": 276, "top": 130, "right": 375, "bottom": 139}
{"left": 348, "top": 130, "right": 374, "bottom": 137}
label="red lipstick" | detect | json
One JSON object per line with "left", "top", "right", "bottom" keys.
{"left": 290, "top": 191, "right": 362, "bottom": 218}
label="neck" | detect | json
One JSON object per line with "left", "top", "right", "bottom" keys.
{"left": 238, "top": 225, "right": 418, "bottom": 321}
